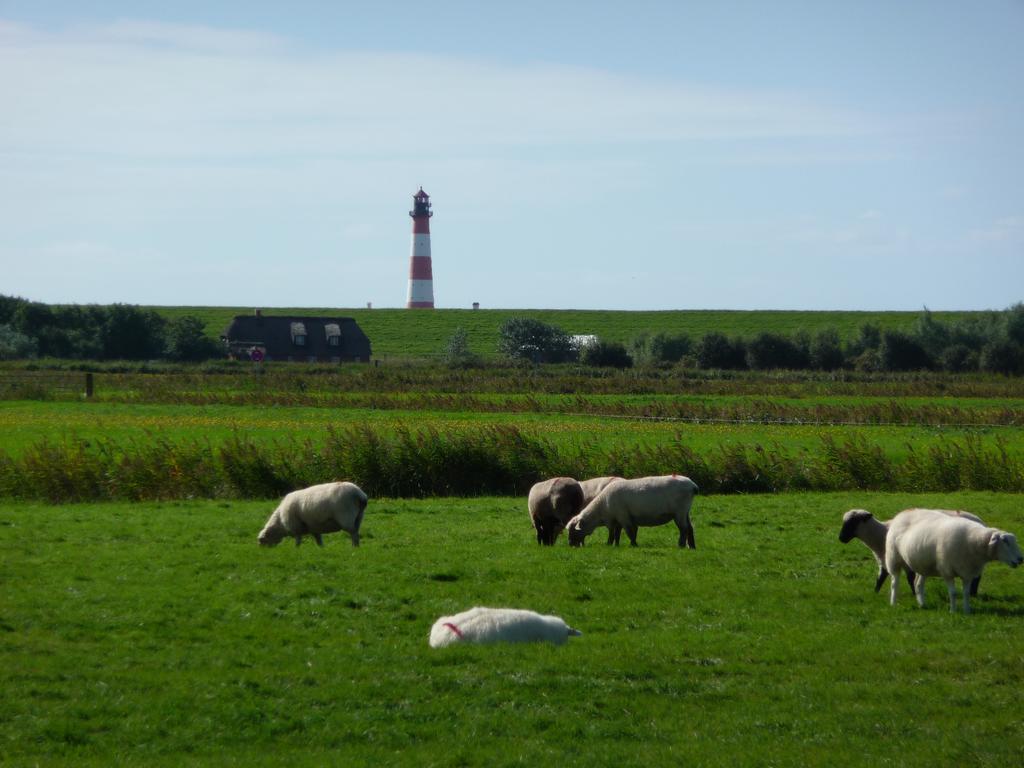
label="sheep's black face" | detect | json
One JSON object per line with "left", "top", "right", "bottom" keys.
{"left": 567, "top": 525, "right": 586, "bottom": 547}
{"left": 991, "top": 532, "right": 1023, "bottom": 567}
{"left": 838, "top": 511, "right": 871, "bottom": 543}
{"left": 258, "top": 528, "right": 284, "bottom": 547}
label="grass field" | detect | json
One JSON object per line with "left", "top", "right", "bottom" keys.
{"left": 152, "top": 306, "right": 983, "bottom": 359}
{"left": 2, "top": 492, "right": 1023, "bottom": 766}
{"left": 3, "top": 400, "right": 1022, "bottom": 459}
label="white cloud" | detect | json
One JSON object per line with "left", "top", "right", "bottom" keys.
{"left": 0, "top": 19, "right": 879, "bottom": 161}
{"left": 970, "top": 216, "right": 1023, "bottom": 244}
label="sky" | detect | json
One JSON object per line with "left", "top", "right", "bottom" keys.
{"left": 1, "top": 1, "right": 1022, "bottom": 311}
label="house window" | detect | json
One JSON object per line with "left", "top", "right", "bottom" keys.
{"left": 325, "top": 323, "right": 341, "bottom": 348}
{"left": 291, "top": 322, "right": 307, "bottom": 346}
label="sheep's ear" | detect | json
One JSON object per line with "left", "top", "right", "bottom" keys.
{"left": 988, "top": 531, "right": 1002, "bottom": 557}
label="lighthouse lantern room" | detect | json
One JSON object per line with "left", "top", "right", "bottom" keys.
{"left": 406, "top": 187, "right": 435, "bottom": 308}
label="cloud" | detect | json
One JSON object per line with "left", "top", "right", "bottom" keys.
{"left": 0, "top": 19, "right": 879, "bottom": 161}
{"left": 970, "top": 215, "right": 1023, "bottom": 244}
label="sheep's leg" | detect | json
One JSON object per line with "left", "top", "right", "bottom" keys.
{"left": 874, "top": 567, "right": 888, "bottom": 593}
{"left": 294, "top": 535, "right": 302, "bottom": 547}
{"left": 914, "top": 574, "right": 927, "bottom": 608}
{"left": 349, "top": 530, "right": 360, "bottom": 548}
{"left": 607, "top": 523, "right": 622, "bottom": 546}
{"left": 889, "top": 568, "right": 900, "bottom": 606}
{"left": 969, "top": 574, "right": 981, "bottom": 597}
{"left": 945, "top": 578, "right": 960, "bottom": 613}
{"left": 625, "top": 525, "right": 638, "bottom": 547}
{"left": 677, "top": 520, "right": 696, "bottom": 549}
{"left": 313, "top": 533, "right": 324, "bottom": 547}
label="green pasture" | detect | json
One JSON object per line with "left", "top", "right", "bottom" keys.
{"left": 2, "top": 400, "right": 1021, "bottom": 462}
{"left": 2, "top": 492, "right": 1023, "bottom": 766}
{"left": 153, "top": 306, "right": 980, "bottom": 359}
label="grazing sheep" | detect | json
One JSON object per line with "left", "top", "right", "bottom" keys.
{"left": 258, "top": 481, "right": 368, "bottom": 548}
{"left": 429, "top": 607, "right": 582, "bottom": 648}
{"left": 527, "top": 477, "right": 585, "bottom": 545}
{"left": 579, "top": 476, "right": 625, "bottom": 544}
{"left": 565, "top": 474, "right": 698, "bottom": 548}
{"left": 839, "top": 508, "right": 984, "bottom": 596}
{"left": 885, "top": 508, "right": 1023, "bottom": 613}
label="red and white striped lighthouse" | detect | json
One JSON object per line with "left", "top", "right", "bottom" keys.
{"left": 406, "top": 187, "right": 435, "bottom": 308}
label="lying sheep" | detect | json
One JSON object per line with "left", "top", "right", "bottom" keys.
{"left": 839, "top": 508, "right": 984, "bottom": 596}
{"left": 565, "top": 474, "right": 698, "bottom": 548}
{"left": 429, "top": 607, "right": 582, "bottom": 648}
{"left": 579, "top": 476, "right": 624, "bottom": 544}
{"left": 885, "top": 508, "right": 1023, "bottom": 613}
{"left": 258, "top": 481, "right": 368, "bottom": 548}
{"left": 527, "top": 477, "right": 585, "bottom": 545}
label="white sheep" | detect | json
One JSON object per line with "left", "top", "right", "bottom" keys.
{"left": 527, "top": 477, "right": 585, "bottom": 545}
{"left": 258, "top": 481, "right": 368, "bottom": 548}
{"left": 839, "top": 508, "right": 984, "bottom": 595}
{"left": 565, "top": 474, "right": 698, "bottom": 548}
{"left": 885, "top": 508, "right": 1023, "bottom": 613}
{"left": 579, "top": 476, "right": 625, "bottom": 544}
{"left": 429, "top": 607, "right": 582, "bottom": 648}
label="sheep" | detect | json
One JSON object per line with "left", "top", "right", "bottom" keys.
{"left": 258, "top": 481, "right": 368, "bottom": 548}
{"left": 579, "top": 476, "right": 625, "bottom": 544}
{"left": 527, "top": 477, "right": 585, "bottom": 545}
{"left": 565, "top": 474, "right": 698, "bottom": 548}
{"left": 839, "top": 508, "right": 984, "bottom": 596}
{"left": 885, "top": 507, "right": 1023, "bottom": 613}
{"left": 429, "top": 606, "right": 582, "bottom": 648}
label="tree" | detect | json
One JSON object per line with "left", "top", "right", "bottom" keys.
{"left": 939, "top": 344, "right": 977, "bottom": 373}
{"left": 745, "top": 332, "right": 809, "bottom": 370}
{"left": 166, "top": 316, "right": 222, "bottom": 361}
{"left": 101, "top": 304, "right": 167, "bottom": 360}
{"left": 879, "top": 330, "right": 932, "bottom": 371}
{"left": 579, "top": 338, "right": 633, "bottom": 368}
{"left": 980, "top": 340, "right": 1023, "bottom": 375}
{"left": 808, "top": 327, "right": 845, "bottom": 371}
{"left": 695, "top": 332, "right": 746, "bottom": 370}
{"left": 442, "top": 326, "right": 481, "bottom": 368}
{"left": 0, "top": 324, "right": 37, "bottom": 360}
{"left": 497, "top": 317, "right": 575, "bottom": 363}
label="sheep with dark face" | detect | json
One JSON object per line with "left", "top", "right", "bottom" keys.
{"left": 258, "top": 481, "right": 368, "bottom": 548}
{"left": 565, "top": 475, "right": 698, "bottom": 548}
{"left": 527, "top": 477, "right": 585, "bottom": 545}
{"left": 885, "top": 508, "right": 1023, "bottom": 613}
{"left": 839, "top": 508, "right": 983, "bottom": 595}
{"left": 579, "top": 476, "right": 625, "bottom": 544}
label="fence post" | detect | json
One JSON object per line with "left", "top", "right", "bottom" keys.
{"left": 85, "top": 372, "right": 94, "bottom": 399}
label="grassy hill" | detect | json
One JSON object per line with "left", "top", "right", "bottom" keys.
{"left": 152, "top": 306, "right": 980, "bottom": 360}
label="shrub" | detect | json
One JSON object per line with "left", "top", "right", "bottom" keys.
{"left": 745, "top": 332, "right": 809, "bottom": 370}
{"left": 980, "top": 340, "right": 1023, "bottom": 375}
{"left": 165, "top": 316, "right": 222, "bottom": 362}
{"left": 808, "top": 328, "right": 845, "bottom": 371}
{"left": 579, "top": 339, "right": 633, "bottom": 368}
{"left": 939, "top": 344, "right": 977, "bottom": 373}
{"left": 695, "top": 332, "right": 747, "bottom": 370}
{"left": 497, "top": 317, "right": 576, "bottom": 363}
{"left": 442, "top": 327, "right": 481, "bottom": 368}
{"left": 0, "top": 324, "right": 37, "bottom": 360}
{"left": 879, "top": 330, "right": 932, "bottom": 371}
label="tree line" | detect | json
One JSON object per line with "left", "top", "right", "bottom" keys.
{"left": 0, "top": 295, "right": 220, "bottom": 361}
{"left": 483, "top": 304, "right": 1024, "bottom": 374}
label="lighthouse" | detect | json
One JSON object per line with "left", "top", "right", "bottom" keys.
{"left": 406, "top": 187, "right": 435, "bottom": 308}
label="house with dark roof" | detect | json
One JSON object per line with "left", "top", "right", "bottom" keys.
{"left": 221, "top": 311, "right": 371, "bottom": 363}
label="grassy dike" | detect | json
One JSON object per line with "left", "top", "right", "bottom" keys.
{"left": 153, "top": 306, "right": 980, "bottom": 360}
{"left": 2, "top": 492, "right": 1023, "bottom": 766}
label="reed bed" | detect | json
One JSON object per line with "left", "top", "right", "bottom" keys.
{"left": 2, "top": 425, "right": 1021, "bottom": 503}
